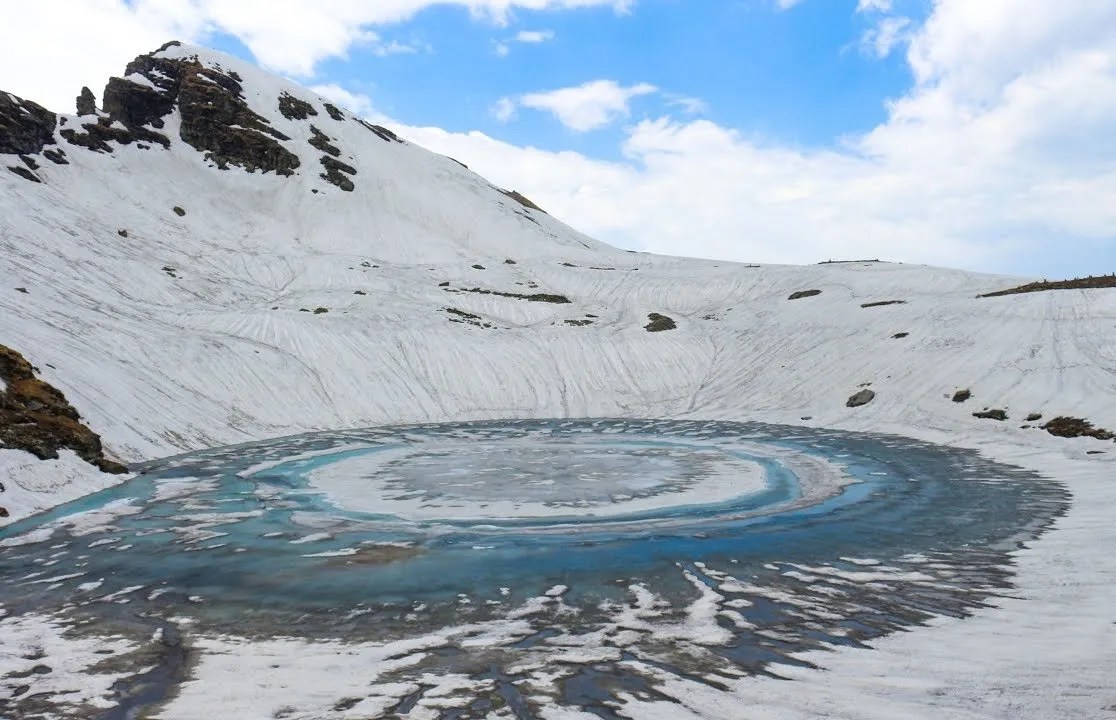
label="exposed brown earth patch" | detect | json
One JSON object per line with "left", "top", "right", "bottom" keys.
{"left": 1042, "top": 416, "right": 1115, "bottom": 441}
{"left": 645, "top": 313, "right": 677, "bottom": 332}
{"left": 500, "top": 189, "right": 547, "bottom": 214}
{"left": 977, "top": 275, "right": 1116, "bottom": 298}
{"left": 0, "top": 345, "right": 127, "bottom": 475}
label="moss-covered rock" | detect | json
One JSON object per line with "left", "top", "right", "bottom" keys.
{"left": 645, "top": 313, "right": 677, "bottom": 332}
{"left": 0, "top": 345, "right": 127, "bottom": 473}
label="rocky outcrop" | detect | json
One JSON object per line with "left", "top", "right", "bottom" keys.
{"left": 355, "top": 118, "right": 403, "bottom": 144}
{"left": 320, "top": 156, "right": 356, "bottom": 191}
{"left": 973, "top": 409, "right": 1008, "bottom": 421}
{"left": 76, "top": 86, "right": 97, "bottom": 116}
{"left": 60, "top": 115, "right": 167, "bottom": 153}
{"left": 308, "top": 125, "right": 341, "bottom": 156}
{"left": 7, "top": 44, "right": 307, "bottom": 177}
{"left": 1043, "top": 416, "right": 1114, "bottom": 440}
{"left": 97, "top": 43, "right": 299, "bottom": 174}
{"left": 500, "top": 189, "right": 546, "bottom": 214}
{"left": 847, "top": 389, "right": 876, "bottom": 407}
{"left": 0, "top": 345, "right": 127, "bottom": 474}
{"left": 0, "top": 91, "right": 57, "bottom": 155}
{"left": 278, "top": 92, "right": 317, "bottom": 120}
{"left": 978, "top": 275, "right": 1116, "bottom": 298}
{"left": 645, "top": 313, "right": 677, "bottom": 332}
{"left": 789, "top": 290, "right": 822, "bottom": 300}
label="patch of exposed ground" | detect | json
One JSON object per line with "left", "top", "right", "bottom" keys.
{"left": 500, "top": 189, "right": 546, "bottom": 213}
{"left": 1042, "top": 416, "right": 1114, "bottom": 441}
{"left": 977, "top": 275, "right": 1116, "bottom": 298}
{"left": 278, "top": 92, "right": 317, "bottom": 120}
{"left": 446, "top": 287, "right": 572, "bottom": 304}
{"left": 644, "top": 313, "right": 677, "bottom": 332}
{"left": 444, "top": 308, "right": 493, "bottom": 328}
{"left": 0, "top": 345, "right": 127, "bottom": 477}
{"left": 789, "top": 290, "right": 822, "bottom": 300}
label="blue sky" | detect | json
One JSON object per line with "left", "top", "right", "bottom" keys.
{"left": 208, "top": 1, "right": 927, "bottom": 160}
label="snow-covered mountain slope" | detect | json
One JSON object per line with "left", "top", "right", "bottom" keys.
{"left": 2, "top": 41, "right": 1114, "bottom": 473}
{"left": 3, "top": 42, "right": 1115, "bottom": 720}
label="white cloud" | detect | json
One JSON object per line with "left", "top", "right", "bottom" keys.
{"left": 309, "top": 83, "right": 383, "bottom": 120}
{"left": 665, "top": 94, "right": 708, "bottom": 115}
{"left": 775, "top": 0, "right": 806, "bottom": 9}
{"left": 856, "top": 0, "right": 893, "bottom": 12}
{"left": 491, "top": 96, "right": 518, "bottom": 122}
{"left": 372, "top": 39, "right": 426, "bottom": 57}
{"left": 861, "top": 16, "right": 911, "bottom": 58}
{"left": 0, "top": 0, "right": 634, "bottom": 108}
{"left": 515, "top": 30, "right": 555, "bottom": 43}
{"left": 0, "top": 0, "right": 204, "bottom": 113}
{"left": 503, "top": 80, "right": 658, "bottom": 131}
{"left": 395, "top": 0, "right": 1116, "bottom": 273}
{"left": 495, "top": 28, "right": 554, "bottom": 57}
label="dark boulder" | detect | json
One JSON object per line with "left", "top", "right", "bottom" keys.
{"left": 645, "top": 313, "right": 677, "bottom": 332}
{"left": 846, "top": 389, "right": 876, "bottom": 407}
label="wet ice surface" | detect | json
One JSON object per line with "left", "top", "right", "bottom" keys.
{"left": 307, "top": 439, "right": 766, "bottom": 521}
{"left": 0, "top": 420, "right": 1068, "bottom": 718}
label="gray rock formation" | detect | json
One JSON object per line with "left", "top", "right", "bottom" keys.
{"left": 847, "top": 389, "right": 876, "bottom": 407}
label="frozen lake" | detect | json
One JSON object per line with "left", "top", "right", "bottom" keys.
{"left": 0, "top": 419, "right": 1068, "bottom": 717}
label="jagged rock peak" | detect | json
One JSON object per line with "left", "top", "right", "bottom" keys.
{"left": 76, "top": 86, "right": 97, "bottom": 116}
{"left": 101, "top": 41, "right": 300, "bottom": 175}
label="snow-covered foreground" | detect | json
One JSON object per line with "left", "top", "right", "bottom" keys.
{"left": 2, "top": 42, "right": 1114, "bottom": 719}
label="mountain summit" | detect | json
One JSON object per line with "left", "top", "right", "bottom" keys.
{"left": 2, "top": 41, "right": 599, "bottom": 261}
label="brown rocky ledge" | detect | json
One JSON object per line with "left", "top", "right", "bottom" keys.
{"left": 0, "top": 345, "right": 127, "bottom": 474}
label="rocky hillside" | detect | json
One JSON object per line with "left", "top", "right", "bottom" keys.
{"left": 1, "top": 41, "right": 1114, "bottom": 480}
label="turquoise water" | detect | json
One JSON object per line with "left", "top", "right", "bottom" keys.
{"left": 0, "top": 419, "right": 1066, "bottom": 657}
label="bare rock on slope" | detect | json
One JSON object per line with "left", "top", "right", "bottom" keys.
{"left": 0, "top": 345, "right": 127, "bottom": 474}
{"left": 0, "top": 91, "right": 57, "bottom": 156}
{"left": 1043, "top": 416, "right": 1115, "bottom": 441}
{"left": 99, "top": 41, "right": 299, "bottom": 174}
{"left": 76, "top": 86, "right": 97, "bottom": 116}
{"left": 847, "top": 389, "right": 876, "bottom": 407}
